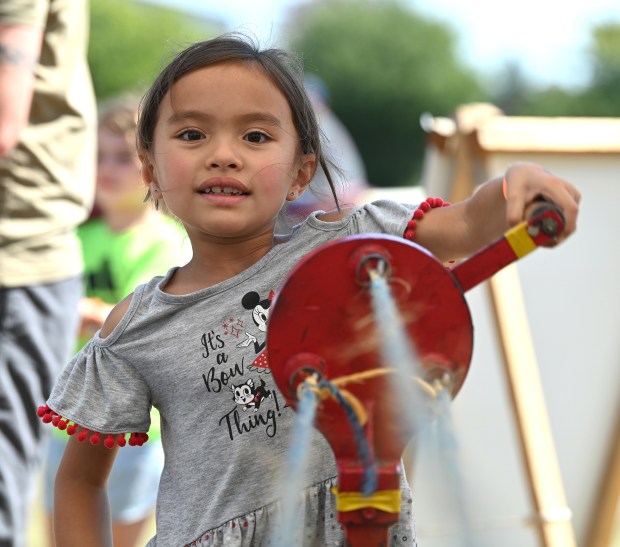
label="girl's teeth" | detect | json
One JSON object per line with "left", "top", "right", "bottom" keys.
{"left": 202, "top": 187, "right": 243, "bottom": 195}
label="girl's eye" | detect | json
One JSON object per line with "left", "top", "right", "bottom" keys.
{"left": 244, "top": 131, "right": 269, "bottom": 144}
{"left": 179, "top": 129, "right": 204, "bottom": 141}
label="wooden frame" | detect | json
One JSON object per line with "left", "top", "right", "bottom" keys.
{"left": 428, "top": 103, "right": 608, "bottom": 547}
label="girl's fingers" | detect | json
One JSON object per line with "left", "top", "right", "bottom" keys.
{"left": 504, "top": 164, "right": 580, "bottom": 243}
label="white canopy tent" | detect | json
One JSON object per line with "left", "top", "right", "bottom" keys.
{"left": 406, "top": 104, "right": 620, "bottom": 547}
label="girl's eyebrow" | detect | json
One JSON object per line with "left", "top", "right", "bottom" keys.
{"left": 165, "top": 110, "right": 283, "bottom": 128}
{"left": 165, "top": 110, "right": 212, "bottom": 124}
{"left": 236, "top": 112, "right": 283, "bottom": 128}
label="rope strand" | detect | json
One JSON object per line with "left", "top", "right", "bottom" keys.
{"left": 318, "top": 379, "right": 377, "bottom": 496}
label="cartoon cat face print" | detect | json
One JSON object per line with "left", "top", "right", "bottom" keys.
{"left": 230, "top": 377, "right": 272, "bottom": 412}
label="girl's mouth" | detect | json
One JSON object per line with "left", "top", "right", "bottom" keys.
{"left": 198, "top": 186, "right": 248, "bottom": 196}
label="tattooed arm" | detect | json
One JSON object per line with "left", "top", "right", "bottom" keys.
{"left": 0, "top": 23, "right": 42, "bottom": 156}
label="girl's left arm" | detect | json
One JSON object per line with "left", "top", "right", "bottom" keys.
{"left": 415, "top": 162, "right": 581, "bottom": 262}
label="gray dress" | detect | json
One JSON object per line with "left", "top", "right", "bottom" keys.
{"left": 46, "top": 201, "right": 420, "bottom": 546}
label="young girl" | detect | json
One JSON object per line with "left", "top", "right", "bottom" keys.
{"left": 41, "top": 34, "right": 580, "bottom": 547}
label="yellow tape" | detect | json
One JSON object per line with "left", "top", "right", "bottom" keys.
{"left": 505, "top": 222, "right": 537, "bottom": 258}
{"left": 331, "top": 487, "right": 401, "bottom": 513}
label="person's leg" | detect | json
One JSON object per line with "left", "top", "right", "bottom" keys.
{"left": 111, "top": 518, "right": 153, "bottom": 547}
{"left": 0, "top": 278, "right": 81, "bottom": 547}
{"left": 108, "top": 441, "right": 163, "bottom": 547}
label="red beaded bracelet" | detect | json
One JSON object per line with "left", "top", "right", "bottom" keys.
{"left": 403, "top": 196, "right": 451, "bottom": 241}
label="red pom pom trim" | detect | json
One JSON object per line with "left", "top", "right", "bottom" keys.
{"left": 36, "top": 405, "right": 148, "bottom": 449}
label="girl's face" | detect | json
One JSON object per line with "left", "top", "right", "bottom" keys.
{"left": 142, "top": 61, "right": 315, "bottom": 242}
{"left": 96, "top": 127, "right": 144, "bottom": 214}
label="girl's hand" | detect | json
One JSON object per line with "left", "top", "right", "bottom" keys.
{"left": 503, "top": 162, "right": 581, "bottom": 245}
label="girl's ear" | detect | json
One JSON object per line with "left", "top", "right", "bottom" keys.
{"left": 139, "top": 154, "right": 162, "bottom": 208}
{"left": 290, "top": 154, "right": 317, "bottom": 197}
{"left": 139, "top": 153, "right": 156, "bottom": 184}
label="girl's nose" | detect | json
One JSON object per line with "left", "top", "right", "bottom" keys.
{"left": 207, "top": 138, "right": 241, "bottom": 170}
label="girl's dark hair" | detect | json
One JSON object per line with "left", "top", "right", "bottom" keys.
{"left": 137, "top": 33, "right": 340, "bottom": 211}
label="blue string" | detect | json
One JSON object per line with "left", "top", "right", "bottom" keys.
{"left": 432, "top": 389, "right": 477, "bottom": 547}
{"left": 318, "top": 379, "right": 378, "bottom": 496}
{"left": 272, "top": 384, "right": 319, "bottom": 547}
{"left": 369, "top": 271, "right": 478, "bottom": 545}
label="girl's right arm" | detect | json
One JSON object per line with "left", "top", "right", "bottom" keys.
{"left": 54, "top": 293, "right": 135, "bottom": 545}
{"left": 54, "top": 435, "right": 118, "bottom": 546}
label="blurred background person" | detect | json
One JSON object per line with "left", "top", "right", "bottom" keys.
{"left": 0, "top": 2, "right": 96, "bottom": 545}
{"left": 283, "top": 74, "right": 369, "bottom": 225}
{"left": 42, "top": 95, "right": 189, "bottom": 547}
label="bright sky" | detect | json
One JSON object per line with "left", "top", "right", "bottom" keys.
{"left": 147, "top": 0, "right": 620, "bottom": 89}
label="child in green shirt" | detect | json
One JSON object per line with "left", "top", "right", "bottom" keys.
{"left": 42, "top": 95, "right": 189, "bottom": 547}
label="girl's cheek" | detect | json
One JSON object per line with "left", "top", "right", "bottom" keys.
{"left": 249, "top": 162, "right": 296, "bottom": 184}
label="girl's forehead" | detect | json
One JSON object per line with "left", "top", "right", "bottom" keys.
{"left": 163, "top": 62, "right": 293, "bottom": 120}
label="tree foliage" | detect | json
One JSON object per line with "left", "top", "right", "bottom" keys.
{"left": 87, "top": 1, "right": 620, "bottom": 184}
{"left": 89, "top": 0, "right": 217, "bottom": 100}
{"left": 575, "top": 23, "right": 620, "bottom": 116}
{"left": 498, "top": 23, "right": 620, "bottom": 117}
{"left": 287, "top": 0, "right": 487, "bottom": 186}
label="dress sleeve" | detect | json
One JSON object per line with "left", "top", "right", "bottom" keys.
{"left": 38, "top": 340, "right": 152, "bottom": 448}
{"left": 349, "top": 200, "right": 418, "bottom": 236}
